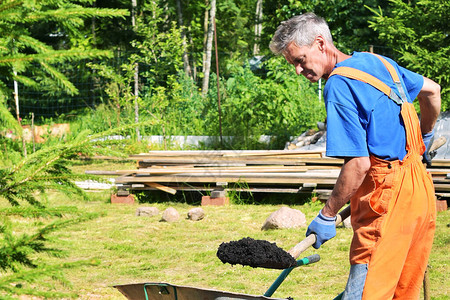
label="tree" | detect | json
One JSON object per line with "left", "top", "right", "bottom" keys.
{"left": 176, "top": 0, "right": 193, "bottom": 77}
{"left": 0, "top": 0, "right": 129, "bottom": 133}
{"left": 0, "top": 123, "right": 152, "bottom": 298}
{"left": 201, "top": 0, "right": 216, "bottom": 96}
{"left": 261, "top": 0, "right": 391, "bottom": 56}
{"left": 367, "top": 0, "right": 450, "bottom": 110}
{"left": 253, "top": 0, "right": 263, "bottom": 55}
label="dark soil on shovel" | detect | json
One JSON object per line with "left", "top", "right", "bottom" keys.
{"left": 216, "top": 237, "right": 297, "bottom": 269}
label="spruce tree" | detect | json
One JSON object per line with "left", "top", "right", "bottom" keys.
{"left": 0, "top": 0, "right": 129, "bottom": 132}
{"left": 0, "top": 2, "right": 135, "bottom": 298}
{"left": 0, "top": 122, "right": 154, "bottom": 298}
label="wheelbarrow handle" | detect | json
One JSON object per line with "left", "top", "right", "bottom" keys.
{"left": 288, "top": 205, "right": 351, "bottom": 259}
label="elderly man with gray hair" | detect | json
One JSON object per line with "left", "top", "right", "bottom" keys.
{"left": 270, "top": 12, "right": 441, "bottom": 299}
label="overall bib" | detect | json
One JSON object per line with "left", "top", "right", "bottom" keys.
{"left": 330, "top": 54, "right": 436, "bottom": 299}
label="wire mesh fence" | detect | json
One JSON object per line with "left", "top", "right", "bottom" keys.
{"left": 5, "top": 45, "right": 396, "bottom": 123}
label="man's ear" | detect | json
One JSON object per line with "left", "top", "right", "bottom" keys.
{"left": 315, "top": 36, "right": 325, "bottom": 52}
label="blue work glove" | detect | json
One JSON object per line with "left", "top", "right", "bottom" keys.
{"left": 422, "top": 129, "right": 435, "bottom": 167}
{"left": 306, "top": 210, "right": 336, "bottom": 249}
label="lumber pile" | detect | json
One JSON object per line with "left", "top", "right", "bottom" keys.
{"left": 87, "top": 150, "right": 450, "bottom": 202}
{"left": 109, "top": 150, "right": 339, "bottom": 199}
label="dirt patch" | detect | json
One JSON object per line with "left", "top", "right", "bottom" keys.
{"left": 216, "top": 237, "right": 297, "bottom": 269}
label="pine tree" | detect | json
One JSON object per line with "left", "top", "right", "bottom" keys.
{"left": 0, "top": 122, "right": 155, "bottom": 298}
{"left": 0, "top": 0, "right": 129, "bottom": 132}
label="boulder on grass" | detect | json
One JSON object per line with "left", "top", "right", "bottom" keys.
{"left": 342, "top": 216, "right": 352, "bottom": 229}
{"left": 135, "top": 206, "right": 159, "bottom": 217}
{"left": 261, "top": 207, "right": 306, "bottom": 230}
{"left": 187, "top": 207, "right": 205, "bottom": 221}
{"left": 161, "top": 207, "right": 180, "bottom": 222}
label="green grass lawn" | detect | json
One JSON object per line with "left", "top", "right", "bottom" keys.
{"left": 2, "top": 189, "right": 449, "bottom": 300}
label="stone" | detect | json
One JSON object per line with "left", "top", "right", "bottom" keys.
{"left": 135, "top": 206, "right": 159, "bottom": 217}
{"left": 211, "top": 190, "right": 226, "bottom": 198}
{"left": 187, "top": 207, "right": 205, "bottom": 221}
{"left": 261, "top": 206, "right": 306, "bottom": 230}
{"left": 342, "top": 216, "right": 352, "bottom": 229}
{"left": 161, "top": 207, "right": 180, "bottom": 222}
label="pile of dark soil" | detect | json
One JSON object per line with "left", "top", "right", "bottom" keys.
{"left": 216, "top": 237, "right": 297, "bottom": 269}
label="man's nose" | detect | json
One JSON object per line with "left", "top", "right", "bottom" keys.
{"left": 295, "top": 64, "right": 303, "bottom": 75}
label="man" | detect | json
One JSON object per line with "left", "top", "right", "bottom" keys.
{"left": 270, "top": 13, "right": 441, "bottom": 299}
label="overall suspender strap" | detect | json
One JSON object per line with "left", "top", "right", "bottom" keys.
{"left": 329, "top": 54, "right": 407, "bottom": 105}
{"left": 370, "top": 53, "right": 408, "bottom": 103}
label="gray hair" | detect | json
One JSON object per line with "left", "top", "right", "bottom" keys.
{"left": 269, "top": 12, "right": 333, "bottom": 55}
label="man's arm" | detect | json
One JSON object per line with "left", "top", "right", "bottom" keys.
{"left": 306, "top": 156, "right": 370, "bottom": 248}
{"left": 418, "top": 77, "right": 441, "bottom": 134}
{"left": 321, "top": 156, "right": 371, "bottom": 218}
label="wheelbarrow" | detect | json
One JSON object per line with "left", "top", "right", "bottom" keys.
{"left": 114, "top": 253, "right": 320, "bottom": 300}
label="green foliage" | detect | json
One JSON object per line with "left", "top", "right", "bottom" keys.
{"left": 0, "top": 122, "right": 153, "bottom": 298}
{"left": 262, "top": 0, "right": 391, "bottom": 56}
{"left": 71, "top": 104, "right": 124, "bottom": 133}
{"left": 204, "top": 56, "right": 325, "bottom": 149}
{"left": 0, "top": 217, "right": 100, "bottom": 299}
{"left": 0, "top": 122, "right": 155, "bottom": 206}
{"left": 227, "top": 181, "right": 255, "bottom": 205}
{"left": 87, "top": 61, "right": 136, "bottom": 128}
{"left": 0, "top": 211, "right": 101, "bottom": 299}
{"left": 1, "top": 218, "right": 63, "bottom": 271}
{"left": 75, "top": 53, "right": 325, "bottom": 150}
{"left": 0, "top": 0, "right": 128, "bottom": 133}
{"left": 367, "top": 0, "right": 450, "bottom": 110}
{"left": 132, "top": 1, "right": 184, "bottom": 88}
{"left": 215, "top": 0, "right": 254, "bottom": 64}
{"left": 0, "top": 206, "right": 80, "bottom": 218}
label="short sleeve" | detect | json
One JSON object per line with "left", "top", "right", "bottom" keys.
{"left": 324, "top": 75, "right": 370, "bottom": 158}
{"left": 398, "top": 66, "right": 424, "bottom": 101}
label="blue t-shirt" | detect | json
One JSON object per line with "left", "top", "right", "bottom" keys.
{"left": 324, "top": 52, "right": 424, "bottom": 161}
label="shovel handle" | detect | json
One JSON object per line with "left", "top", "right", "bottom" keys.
{"left": 288, "top": 205, "right": 351, "bottom": 259}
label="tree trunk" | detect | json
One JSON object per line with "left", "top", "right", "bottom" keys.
{"left": 176, "top": 0, "right": 192, "bottom": 78}
{"left": 253, "top": 0, "right": 263, "bottom": 56}
{"left": 189, "top": 26, "right": 197, "bottom": 81}
{"left": 132, "top": 0, "right": 141, "bottom": 141}
{"left": 202, "top": 0, "right": 216, "bottom": 97}
{"left": 13, "top": 71, "right": 26, "bottom": 157}
{"left": 202, "top": 0, "right": 209, "bottom": 76}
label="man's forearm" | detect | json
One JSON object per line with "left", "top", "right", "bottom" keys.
{"left": 418, "top": 77, "right": 441, "bottom": 134}
{"left": 321, "top": 156, "right": 371, "bottom": 218}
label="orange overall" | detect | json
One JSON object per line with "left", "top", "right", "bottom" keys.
{"left": 330, "top": 54, "right": 436, "bottom": 299}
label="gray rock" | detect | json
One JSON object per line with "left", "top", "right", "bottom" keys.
{"left": 187, "top": 207, "right": 205, "bottom": 221}
{"left": 135, "top": 206, "right": 159, "bottom": 217}
{"left": 161, "top": 207, "right": 180, "bottom": 222}
{"left": 342, "top": 216, "right": 352, "bottom": 229}
{"left": 261, "top": 206, "right": 307, "bottom": 230}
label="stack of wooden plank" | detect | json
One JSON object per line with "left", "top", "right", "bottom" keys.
{"left": 104, "top": 150, "right": 450, "bottom": 201}
{"left": 430, "top": 159, "right": 450, "bottom": 200}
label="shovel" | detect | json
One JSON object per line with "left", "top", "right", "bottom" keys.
{"left": 217, "top": 205, "right": 351, "bottom": 269}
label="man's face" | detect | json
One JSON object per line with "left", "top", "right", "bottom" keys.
{"left": 283, "top": 40, "right": 325, "bottom": 83}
